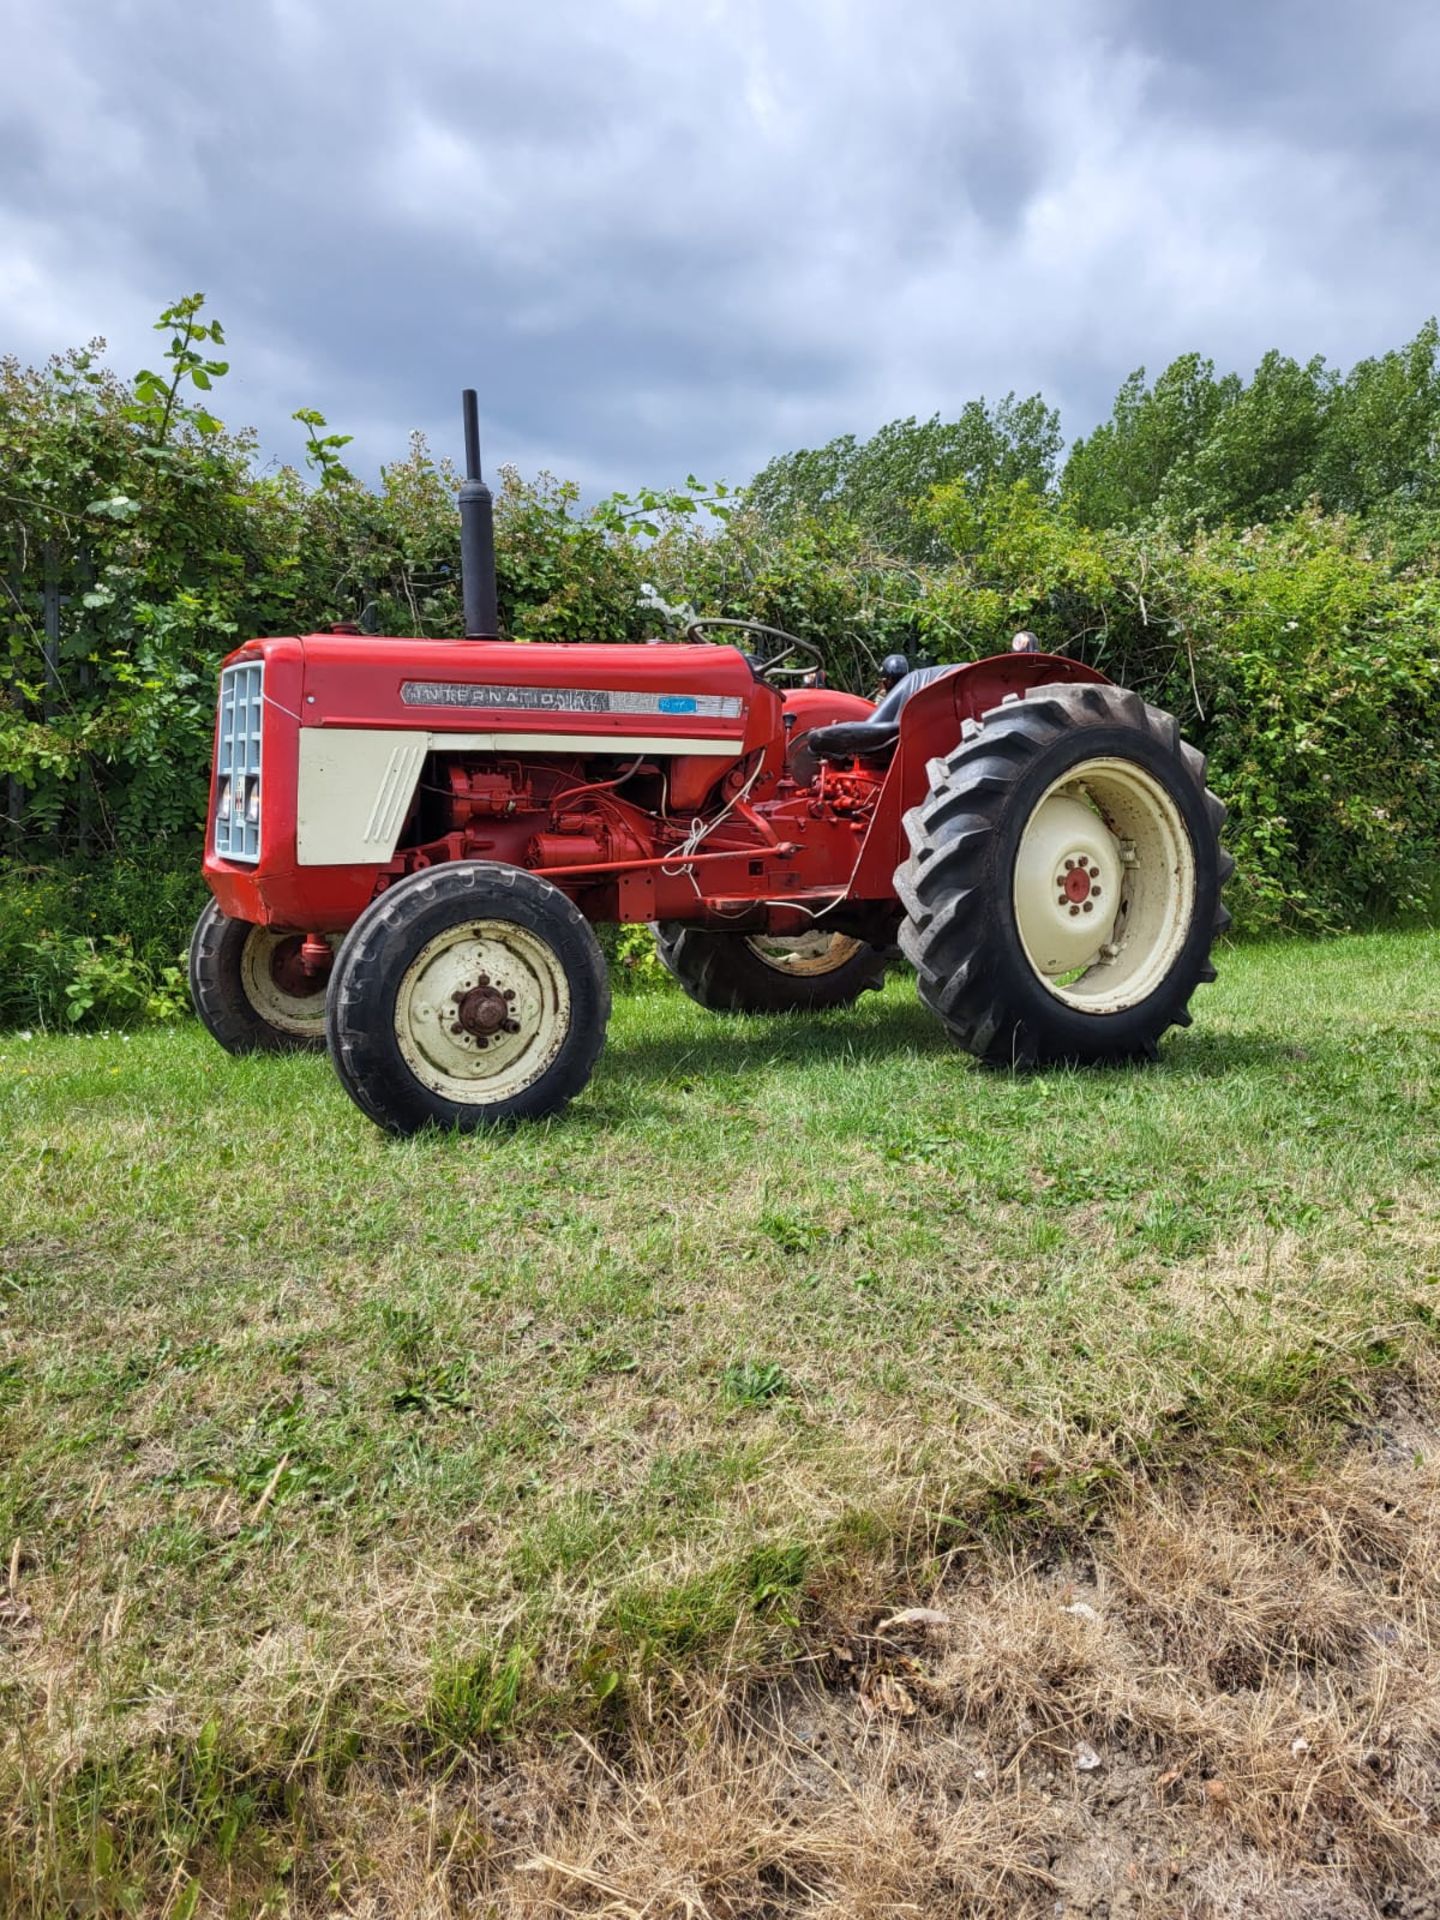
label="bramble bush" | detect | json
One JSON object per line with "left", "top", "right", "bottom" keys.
{"left": 3, "top": 299, "right": 1438, "bottom": 1026}
{"left": 0, "top": 860, "right": 207, "bottom": 1029}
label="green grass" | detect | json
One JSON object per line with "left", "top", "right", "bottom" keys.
{"left": 1, "top": 931, "right": 1438, "bottom": 1912}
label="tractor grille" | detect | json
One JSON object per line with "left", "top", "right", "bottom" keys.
{"left": 213, "top": 660, "right": 264, "bottom": 862}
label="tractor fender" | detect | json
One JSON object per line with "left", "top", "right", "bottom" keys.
{"left": 843, "top": 653, "right": 1112, "bottom": 902}
{"left": 896, "top": 652, "right": 1111, "bottom": 750}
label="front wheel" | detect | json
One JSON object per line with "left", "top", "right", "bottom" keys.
{"left": 189, "top": 900, "right": 332, "bottom": 1053}
{"left": 896, "top": 682, "right": 1231, "bottom": 1066}
{"left": 325, "top": 862, "right": 611, "bottom": 1134}
{"left": 652, "top": 924, "right": 887, "bottom": 1014}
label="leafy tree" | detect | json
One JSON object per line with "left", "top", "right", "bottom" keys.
{"left": 5, "top": 294, "right": 1440, "bottom": 1008}
{"left": 1184, "top": 351, "right": 1332, "bottom": 525}
{"left": 1314, "top": 319, "right": 1440, "bottom": 513}
{"left": 746, "top": 394, "right": 1062, "bottom": 557}
{"left": 1062, "top": 353, "right": 1237, "bottom": 528}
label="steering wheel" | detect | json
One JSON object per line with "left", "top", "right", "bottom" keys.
{"left": 682, "top": 617, "right": 824, "bottom": 683}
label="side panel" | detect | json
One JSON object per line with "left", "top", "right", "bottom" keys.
{"left": 293, "top": 726, "right": 739, "bottom": 867}
{"left": 299, "top": 635, "right": 759, "bottom": 753}
{"left": 296, "top": 729, "right": 429, "bottom": 866}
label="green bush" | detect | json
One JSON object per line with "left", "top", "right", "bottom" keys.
{"left": 0, "top": 856, "right": 206, "bottom": 1029}
{"left": 0, "top": 859, "right": 672, "bottom": 1030}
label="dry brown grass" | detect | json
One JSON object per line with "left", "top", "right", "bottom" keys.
{"left": 143, "top": 1380, "right": 1436, "bottom": 1920}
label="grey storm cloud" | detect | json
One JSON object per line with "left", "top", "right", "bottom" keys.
{"left": 2, "top": 0, "right": 1438, "bottom": 492}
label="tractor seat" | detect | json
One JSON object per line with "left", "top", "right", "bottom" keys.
{"left": 807, "top": 664, "right": 953, "bottom": 763}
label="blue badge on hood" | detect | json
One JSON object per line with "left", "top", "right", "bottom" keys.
{"left": 658, "top": 695, "right": 698, "bottom": 713}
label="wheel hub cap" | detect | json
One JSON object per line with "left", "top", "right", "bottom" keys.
{"left": 744, "top": 931, "right": 864, "bottom": 976}
{"left": 395, "top": 920, "right": 570, "bottom": 1101}
{"left": 454, "top": 981, "right": 513, "bottom": 1039}
{"left": 240, "top": 927, "right": 333, "bottom": 1034}
{"left": 1012, "top": 759, "right": 1196, "bottom": 1013}
{"left": 1014, "top": 793, "right": 1119, "bottom": 976}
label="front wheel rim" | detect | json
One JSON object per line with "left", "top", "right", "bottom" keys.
{"left": 239, "top": 929, "right": 332, "bottom": 1035}
{"left": 394, "top": 919, "right": 571, "bottom": 1104}
{"left": 744, "top": 931, "right": 865, "bottom": 977}
{"left": 1012, "top": 757, "right": 1196, "bottom": 1012}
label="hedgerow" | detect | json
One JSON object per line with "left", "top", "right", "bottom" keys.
{"left": 3, "top": 299, "right": 1437, "bottom": 1026}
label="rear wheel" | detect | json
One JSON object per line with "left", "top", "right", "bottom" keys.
{"left": 189, "top": 899, "right": 332, "bottom": 1053}
{"left": 896, "top": 682, "right": 1231, "bottom": 1066}
{"left": 652, "top": 923, "right": 887, "bottom": 1014}
{"left": 326, "top": 862, "right": 610, "bottom": 1134}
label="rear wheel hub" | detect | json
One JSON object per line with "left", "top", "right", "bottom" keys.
{"left": 744, "top": 931, "right": 865, "bottom": 976}
{"left": 1013, "top": 758, "right": 1194, "bottom": 1012}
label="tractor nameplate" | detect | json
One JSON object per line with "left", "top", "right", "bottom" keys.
{"left": 400, "top": 682, "right": 743, "bottom": 720}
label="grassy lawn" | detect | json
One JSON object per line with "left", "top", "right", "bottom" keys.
{"left": 2, "top": 930, "right": 1439, "bottom": 1916}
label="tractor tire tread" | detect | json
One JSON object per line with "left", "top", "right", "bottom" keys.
{"left": 188, "top": 898, "right": 327, "bottom": 1055}
{"left": 896, "top": 681, "right": 1230, "bottom": 1068}
{"left": 325, "top": 862, "right": 610, "bottom": 1134}
{"left": 651, "top": 923, "right": 888, "bottom": 1014}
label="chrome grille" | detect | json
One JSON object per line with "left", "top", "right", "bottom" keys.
{"left": 213, "top": 660, "right": 263, "bottom": 862}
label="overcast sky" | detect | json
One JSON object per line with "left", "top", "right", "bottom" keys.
{"left": 2, "top": 0, "right": 1437, "bottom": 495}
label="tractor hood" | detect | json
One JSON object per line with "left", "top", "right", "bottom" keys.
{"left": 284, "top": 633, "right": 760, "bottom": 754}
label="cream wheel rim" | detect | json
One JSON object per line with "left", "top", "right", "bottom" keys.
{"left": 1012, "top": 757, "right": 1196, "bottom": 1012}
{"left": 239, "top": 928, "right": 332, "bottom": 1035}
{"left": 394, "top": 919, "right": 571, "bottom": 1103}
{"left": 744, "top": 931, "right": 865, "bottom": 977}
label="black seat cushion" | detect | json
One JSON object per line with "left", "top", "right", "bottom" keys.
{"left": 807, "top": 664, "right": 953, "bottom": 762}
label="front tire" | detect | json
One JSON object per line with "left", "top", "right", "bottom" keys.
{"left": 896, "top": 682, "right": 1231, "bottom": 1066}
{"left": 326, "top": 863, "right": 611, "bottom": 1134}
{"left": 188, "top": 900, "right": 331, "bottom": 1053}
{"left": 652, "top": 924, "right": 887, "bottom": 1014}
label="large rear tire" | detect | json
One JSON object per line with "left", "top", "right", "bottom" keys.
{"left": 188, "top": 899, "right": 331, "bottom": 1054}
{"left": 652, "top": 924, "right": 887, "bottom": 1014}
{"left": 896, "top": 682, "right": 1231, "bottom": 1066}
{"left": 326, "top": 862, "right": 610, "bottom": 1134}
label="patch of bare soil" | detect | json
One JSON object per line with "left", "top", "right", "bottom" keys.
{"left": 322, "top": 1381, "right": 1440, "bottom": 1919}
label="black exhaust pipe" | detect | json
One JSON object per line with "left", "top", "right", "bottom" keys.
{"left": 459, "top": 389, "right": 500, "bottom": 640}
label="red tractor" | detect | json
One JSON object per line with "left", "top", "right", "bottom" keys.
{"left": 190, "top": 394, "right": 1231, "bottom": 1134}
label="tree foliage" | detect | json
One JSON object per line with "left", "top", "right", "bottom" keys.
{"left": 1061, "top": 323, "right": 1440, "bottom": 531}
{"left": 746, "top": 394, "right": 1062, "bottom": 558}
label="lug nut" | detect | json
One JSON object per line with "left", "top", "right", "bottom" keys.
{"left": 503, "top": 988, "right": 515, "bottom": 1001}
{"left": 1069, "top": 904, "right": 1080, "bottom": 916}
{"left": 1083, "top": 901, "right": 1094, "bottom": 913}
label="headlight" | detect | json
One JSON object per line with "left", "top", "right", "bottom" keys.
{"left": 244, "top": 777, "right": 261, "bottom": 824}
{"left": 217, "top": 776, "right": 232, "bottom": 820}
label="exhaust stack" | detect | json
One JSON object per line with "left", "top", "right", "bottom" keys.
{"left": 459, "top": 389, "right": 500, "bottom": 641}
